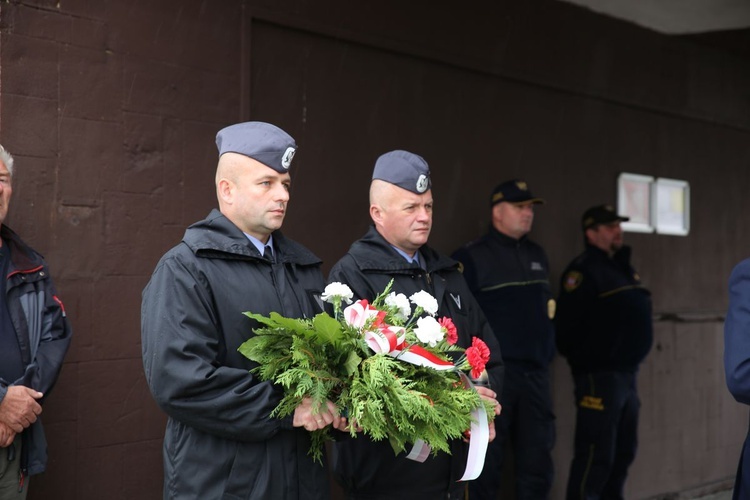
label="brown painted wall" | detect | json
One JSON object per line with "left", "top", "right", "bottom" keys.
{"left": 0, "top": 1, "right": 246, "bottom": 498}
{"left": 0, "top": 0, "right": 747, "bottom": 498}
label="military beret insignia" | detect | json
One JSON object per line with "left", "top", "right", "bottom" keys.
{"left": 416, "top": 174, "right": 429, "bottom": 193}
{"left": 563, "top": 271, "right": 583, "bottom": 292}
{"left": 281, "top": 146, "right": 296, "bottom": 169}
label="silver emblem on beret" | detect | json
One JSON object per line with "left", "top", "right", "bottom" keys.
{"left": 281, "top": 147, "right": 296, "bottom": 170}
{"left": 416, "top": 174, "right": 429, "bottom": 193}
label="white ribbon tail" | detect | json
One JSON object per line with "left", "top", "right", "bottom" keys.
{"left": 458, "top": 372, "right": 490, "bottom": 481}
{"left": 405, "top": 439, "right": 431, "bottom": 463}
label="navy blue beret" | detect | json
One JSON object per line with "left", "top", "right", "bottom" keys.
{"left": 216, "top": 121, "right": 297, "bottom": 173}
{"left": 372, "top": 150, "right": 431, "bottom": 194}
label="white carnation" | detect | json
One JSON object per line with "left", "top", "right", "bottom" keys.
{"left": 409, "top": 290, "right": 438, "bottom": 316}
{"left": 413, "top": 316, "right": 444, "bottom": 347}
{"left": 385, "top": 292, "right": 411, "bottom": 321}
{"left": 322, "top": 282, "right": 354, "bottom": 305}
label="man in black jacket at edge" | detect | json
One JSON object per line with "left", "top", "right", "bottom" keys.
{"left": 556, "top": 204, "right": 653, "bottom": 500}
{"left": 328, "top": 150, "right": 503, "bottom": 500}
{"left": 452, "top": 179, "right": 555, "bottom": 500}
{"left": 141, "top": 122, "right": 345, "bottom": 500}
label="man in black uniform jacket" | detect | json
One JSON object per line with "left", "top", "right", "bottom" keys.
{"left": 452, "top": 179, "right": 555, "bottom": 500}
{"left": 141, "top": 122, "right": 343, "bottom": 500}
{"left": 556, "top": 204, "right": 653, "bottom": 500}
{"left": 329, "top": 150, "right": 503, "bottom": 500}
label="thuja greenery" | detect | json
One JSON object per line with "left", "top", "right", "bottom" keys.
{"left": 239, "top": 289, "right": 494, "bottom": 464}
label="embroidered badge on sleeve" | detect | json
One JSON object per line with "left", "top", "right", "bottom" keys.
{"left": 563, "top": 271, "right": 583, "bottom": 292}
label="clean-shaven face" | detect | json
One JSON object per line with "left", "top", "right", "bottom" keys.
{"left": 492, "top": 201, "right": 534, "bottom": 239}
{"left": 217, "top": 153, "right": 290, "bottom": 242}
{"left": 371, "top": 182, "right": 433, "bottom": 255}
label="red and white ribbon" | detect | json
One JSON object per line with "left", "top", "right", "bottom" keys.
{"left": 363, "top": 327, "right": 454, "bottom": 371}
{"left": 364, "top": 327, "right": 489, "bottom": 479}
{"left": 348, "top": 302, "right": 490, "bottom": 477}
{"left": 363, "top": 325, "right": 404, "bottom": 354}
{"left": 394, "top": 343, "right": 455, "bottom": 371}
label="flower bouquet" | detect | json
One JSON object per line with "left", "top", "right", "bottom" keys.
{"left": 238, "top": 280, "right": 494, "bottom": 467}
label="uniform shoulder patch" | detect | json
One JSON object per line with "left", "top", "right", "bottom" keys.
{"left": 457, "top": 261, "right": 464, "bottom": 273}
{"left": 563, "top": 271, "right": 583, "bottom": 292}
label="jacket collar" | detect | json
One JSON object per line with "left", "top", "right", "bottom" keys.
{"left": 584, "top": 242, "right": 632, "bottom": 265}
{"left": 488, "top": 226, "right": 527, "bottom": 246}
{"left": 183, "top": 209, "right": 321, "bottom": 266}
{"left": 0, "top": 225, "right": 44, "bottom": 275}
{"left": 349, "top": 226, "right": 457, "bottom": 274}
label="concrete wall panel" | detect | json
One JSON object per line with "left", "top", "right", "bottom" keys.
{"left": 1, "top": 33, "right": 58, "bottom": 99}
{"left": 60, "top": 46, "right": 121, "bottom": 120}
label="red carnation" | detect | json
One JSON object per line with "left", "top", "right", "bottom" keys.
{"left": 438, "top": 317, "right": 458, "bottom": 345}
{"left": 465, "top": 337, "right": 490, "bottom": 379}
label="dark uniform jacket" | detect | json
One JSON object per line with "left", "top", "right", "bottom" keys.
{"left": 328, "top": 226, "right": 504, "bottom": 499}
{"left": 0, "top": 225, "right": 72, "bottom": 477}
{"left": 141, "top": 209, "right": 328, "bottom": 500}
{"left": 452, "top": 227, "right": 554, "bottom": 370}
{"left": 555, "top": 244, "right": 652, "bottom": 374}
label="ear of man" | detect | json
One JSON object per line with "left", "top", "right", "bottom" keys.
{"left": 216, "top": 154, "right": 244, "bottom": 208}
{"left": 369, "top": 180, "right": 393, "bottom": 226}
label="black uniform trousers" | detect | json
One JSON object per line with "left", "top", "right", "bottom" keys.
{"left": 470, "top": 365, "right": 555, "bottom": 500}
{"left": 566, "top": 371, "right": 640, "bottom": 500}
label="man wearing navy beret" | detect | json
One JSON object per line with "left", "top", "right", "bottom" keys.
{"left": 141, "top": 122, "right": 342, "bottom": 499}
{"left": 328, "top": 150, "right": 504, "bottom": 500}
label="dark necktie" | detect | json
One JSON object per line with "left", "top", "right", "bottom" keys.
{"left": 263, "top": 245, "right": 274, "bottom": 263}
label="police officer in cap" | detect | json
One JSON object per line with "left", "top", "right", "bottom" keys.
{"left": 141, "top": 122, "right": 344, "bottom": 500}
{"left": 328, "top": 150, "right": 504, "bottom": 500}
{"left": 556, "top": 204, "right": 653, "bottom": 500}
{"left": 452, "top": 179, "right": 555, "bottom": 500}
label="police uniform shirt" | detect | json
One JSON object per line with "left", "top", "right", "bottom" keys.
{"left": 244, "top": 232, "right": 275, "bottom": 261}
